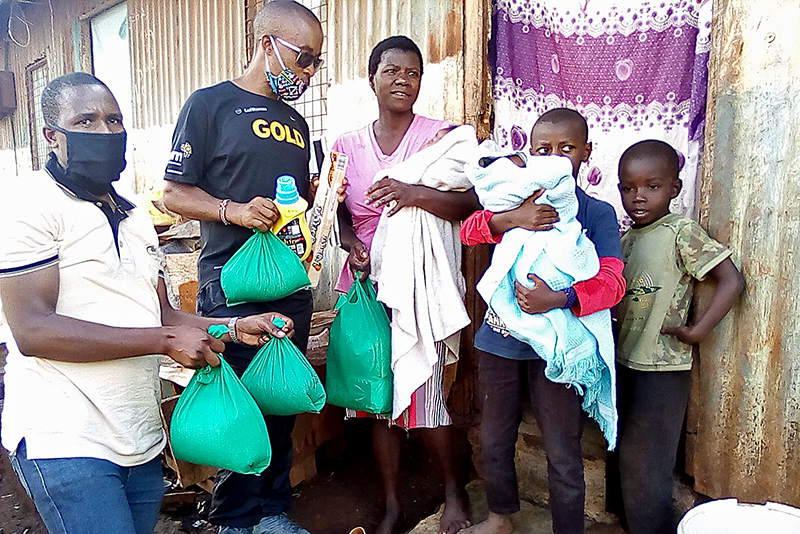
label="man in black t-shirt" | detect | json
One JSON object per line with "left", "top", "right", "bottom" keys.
{"left": 163, "top": 2, "right": 324, "bottom": 533}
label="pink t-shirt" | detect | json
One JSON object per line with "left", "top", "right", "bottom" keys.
{"left": 333, "top": 115, "right": 451, "bottom": 292}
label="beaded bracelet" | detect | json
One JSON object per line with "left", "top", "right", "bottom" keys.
{"left": 219, "top": 198, "right": 231, "bottom": 225}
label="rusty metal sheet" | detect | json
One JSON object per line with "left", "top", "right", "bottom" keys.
{"left": 328, "top": 0, "right": 463, "bottom": 83}
{"left": 687, "top": 0, "right": 800, "bottom": 507}
{"left": 0, "top": 0, "right": 82, "bottom": 155}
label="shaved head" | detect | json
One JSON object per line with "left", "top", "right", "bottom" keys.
{"left": 535, "top": 108, "right": 589, "bottom": 144}
{"left": 42, "top": 72, "right": 109, "bottom": 127}
{"left": 253, "top": 0, "right": 321, "bottom": 45}
{"left": 619, "top": 139, "right": 680, "bottom": 179}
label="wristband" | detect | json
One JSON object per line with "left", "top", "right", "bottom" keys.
{"left": 219, "top": 199, "right": 231, "bottom": 225}
{"left": 227, "top": 316, "right": 244, "bottom": 344}
{"left": 561, "top": 286, "right": 578, "bottom": 309}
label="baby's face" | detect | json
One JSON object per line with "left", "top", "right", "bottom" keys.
{"left": 507, "top": 154, "right": 525, "bottom": 167}
{"left": 422, "top": 128, "right": 453, "bottom": 148}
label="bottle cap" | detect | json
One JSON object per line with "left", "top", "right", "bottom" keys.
{"left": 275, "top": 175, "right": 299, "bottom": 204}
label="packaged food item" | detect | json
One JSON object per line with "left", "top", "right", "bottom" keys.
{"left": 241, "top": 317, "right": 326, "bottom": 416}
{"left": 306, "top": 151, "right": 348, "bottom": 286}
{"left": 326, "top": 276, "right": 393, "bottom": 415}
{"left": 220, "top": 228, "right": 310, "bottom": 305}
{"left": 170, "top": 325, "right": 271, "bottom": 475}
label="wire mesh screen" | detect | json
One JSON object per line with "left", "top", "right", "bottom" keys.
{"left": 244, "top": 0, "right": 329, "bottom": 141}
{"left": 26, "top": 59, "right": 48, "bottom": 171}
{"left": 290, "top": 1, "right": 328, "bottom": 140}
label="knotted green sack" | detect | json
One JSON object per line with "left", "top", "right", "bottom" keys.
{"left": 326, "top": 277, "right": 393, "bottom": 415}
{"left": 241, "top": 317, "right": 326, "bottom": 416}
{"left": 220, "top": 229, "right": 311, "bottom": 306}
{"left": 170, "top": 324, "right": 271, "bottom": 475}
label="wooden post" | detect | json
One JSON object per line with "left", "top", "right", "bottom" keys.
{"left": 448, "top": 0, "right": 493, "bottom": 419}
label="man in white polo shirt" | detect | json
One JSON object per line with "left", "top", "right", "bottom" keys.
{"left": 0, "top": 72, "right": 294, "bottom": 534}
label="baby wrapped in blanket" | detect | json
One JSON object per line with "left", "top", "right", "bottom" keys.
{"left": 467, "top": 142, "right": 617, "bottom": 446}
{"left": 370, "top": 125, "right": 475, "bottom": 419}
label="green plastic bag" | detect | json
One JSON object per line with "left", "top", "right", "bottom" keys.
{"left": 326, "top": 276, "right": 393, "bottom": 415}
{"left": 220, "top": 229, "right": 311, "bottom": 306}
{"left": 170, "top": 325, "right": 271, "bottom": 475}
{"left": 241, "top": 318, "right": 326, "bottom": 416}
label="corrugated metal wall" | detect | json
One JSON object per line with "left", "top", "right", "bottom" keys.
{"left": 0, "top": 0, "right": 245, "bottom": 170}
{"left": 328, "top": 0, "right": 464, "bottom": 82}
{"left": 686, "top": 0, "right": 800, "bottom": 506}
{"left": 326, "top": 0, "right": 467, "bottom": 129}
{"left": 0, "top": 0, "right": 103, "bottom": 166}
{"left": 128, "top": 0, "right": 246, "bottom": 128}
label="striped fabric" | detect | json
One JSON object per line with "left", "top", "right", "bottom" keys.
{"left": 0, "top": 254, "right": 58, "bottom": 278}
{"left": 346, "top": 341, "right": 453, "bottom": 430}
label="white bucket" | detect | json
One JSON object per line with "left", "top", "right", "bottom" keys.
{"left": 678, "top": 499, "right": 800, "bottom": 534}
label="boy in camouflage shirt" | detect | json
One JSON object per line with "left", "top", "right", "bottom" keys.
{"left": 615, "top": 140, "right": 745, "bottom": 534}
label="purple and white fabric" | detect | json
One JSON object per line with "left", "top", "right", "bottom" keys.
{"left": 491, "top": 0, "right": 712, "bottom": 228}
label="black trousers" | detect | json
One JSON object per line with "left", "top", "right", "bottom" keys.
{"left": 478, "top": 350, "right": 586, "bottom": 534}
{"left": 197, "top": 281, "right": 312, "bottom": 528}
{"left": 616, "top": 365, "right": 692, "bottom": 534}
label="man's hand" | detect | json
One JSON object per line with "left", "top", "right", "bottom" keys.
{"left": 310, "top": 176, "right": 348, "bottom": 204}
{"left": 367, "top": 178, "right": 418, "bottom": 217}
{"left": 162, "top": 325, "right": 223, "bottom": 368}
{"left": 227, "top": 197, "right": 279, "bottom": 232}
{"left": 348, "top": 240, "right": 371, "bottom": 281}
{"left": 661, "top": 324, "right": 705, "bottom": 345}
{"left": 236, "top": 312, "right": 295, "bottom": 346}
{"left": 515, "top": 274, "right": 568, "bottom": 314}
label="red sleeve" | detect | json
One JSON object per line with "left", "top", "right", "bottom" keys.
{"left": 460, "top": 210, "right": 503, "bottom": 246}
{"left": 572, "top": 256, "right": 626, "bottom": 317}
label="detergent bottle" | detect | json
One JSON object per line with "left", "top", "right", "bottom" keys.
{"left": 272, "top": 175, "right": 312, "bottom": 261}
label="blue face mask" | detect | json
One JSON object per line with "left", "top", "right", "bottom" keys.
{"left": 266, "top": 35, "right": 309, "bottom": 101}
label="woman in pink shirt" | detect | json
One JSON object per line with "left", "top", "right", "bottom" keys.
{"left": 333, "top": 36, "right": 479, "bottom": 534}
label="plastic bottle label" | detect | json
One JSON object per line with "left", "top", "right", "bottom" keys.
{"left": 275, "top": 218, "right": 308, "bottom": 258}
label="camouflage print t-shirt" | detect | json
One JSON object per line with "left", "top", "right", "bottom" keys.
{"left": 616, "top": 213, "right": 731, "bottom": 371}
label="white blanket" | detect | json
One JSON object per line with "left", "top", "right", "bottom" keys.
{"left": 370, "top": 125, "right": 475, "bottom": 419}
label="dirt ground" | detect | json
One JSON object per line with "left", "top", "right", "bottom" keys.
{"left": 0, "top": 392, "right": 459, "bottom": 534}
{"left": 0, "top": 432, "right": 626, "bottom": 534}
{"left": 0, "top": 343, "right": 622, "bottom": 534}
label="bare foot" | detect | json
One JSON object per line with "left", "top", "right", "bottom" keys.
{"left": 461, "top": 512, "right": 513, "bottom": 534}
{"left": 440, "top": 491, "right": 472, "bottom": 534}
{"left": 375, "top": 501, "right": 403, "bottom": 534}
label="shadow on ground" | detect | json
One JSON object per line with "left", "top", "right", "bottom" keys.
{"left": 0, "top": 416, "right": 466, "bottom": 534}
{"left": 288, "top": 418, "right": 471, "bottom": 534}
{"left": 0, "top": 361, "right": 622, "bottom": 534}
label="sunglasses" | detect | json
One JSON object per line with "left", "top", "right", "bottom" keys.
{"left": 272, "top": 35, "right": 324, "bottom": 70}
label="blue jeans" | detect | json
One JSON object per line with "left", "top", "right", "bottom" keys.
{"left": 10, "top": 440, "right": 165, "bottom": 534}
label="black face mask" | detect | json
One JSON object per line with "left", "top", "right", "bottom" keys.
{"left": 50, "top": 125, "right": 127, "bottom": 195}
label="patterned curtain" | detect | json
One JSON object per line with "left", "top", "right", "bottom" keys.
{"left": 491, "top": 0, "right": 712, "bottom": 228}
